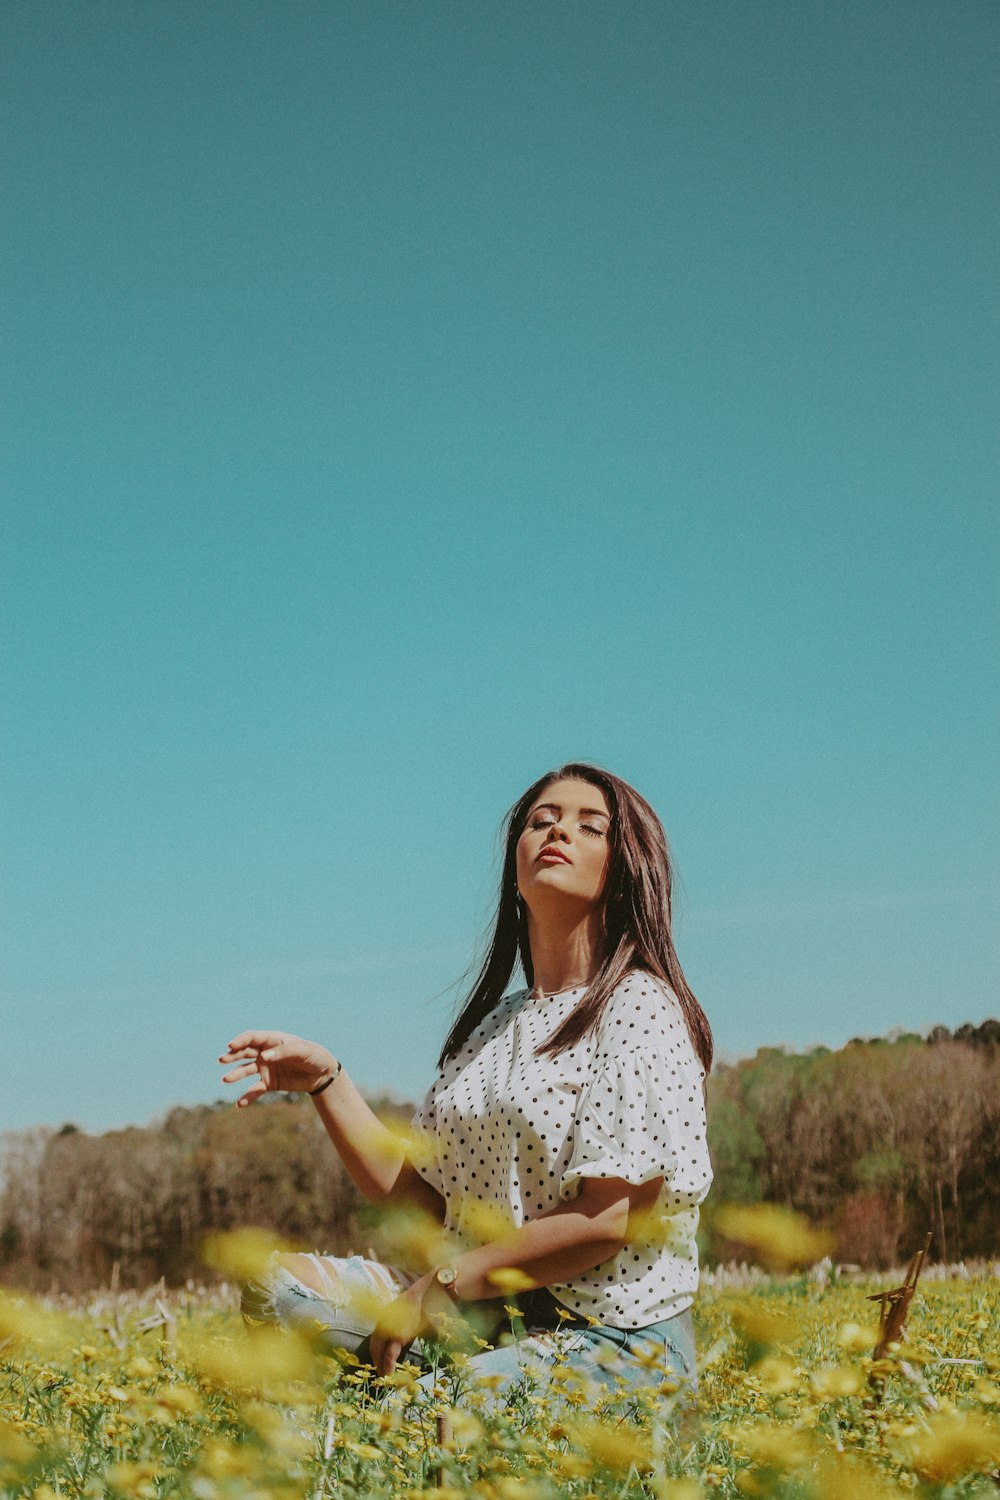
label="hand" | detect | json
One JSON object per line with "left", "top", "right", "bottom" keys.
{"left": 219, "top": 1030, "right": 339, "bottom": 1107}
{"left": 369, "top": 1273, "right": 435, "bottom": 1377}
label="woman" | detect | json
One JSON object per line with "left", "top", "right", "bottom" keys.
{"left": 219, "top": 764, "right": 713, "bottom": 1400}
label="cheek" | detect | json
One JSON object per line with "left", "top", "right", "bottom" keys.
{"left": 589, "top": 844, "right": 611, "bottom": 890}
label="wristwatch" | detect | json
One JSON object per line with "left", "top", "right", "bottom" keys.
{"left": 433, "top": 1265, "right": 461, "bottom": 1301}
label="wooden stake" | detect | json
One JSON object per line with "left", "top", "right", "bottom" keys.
{"left": 867, "top": 1232, "right": 933, "bottom": 1401}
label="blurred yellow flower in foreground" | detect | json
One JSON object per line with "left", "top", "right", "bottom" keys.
{"left": 105, "top": 1459, "right": 159, "bottom": 1497}
{"left": 812, "top": 1455, "right": 901, "bottom": 1499}
{"left": 810, "top": 1363, "right": 866, "bottom": 1400}
{"left": 487, "top": 1267, "right": 536, "bottom": 1294}
{"left": 728, "top": 1421, "right": 815, "bottom": 1469}
{"left": 904, "top": 1411, "right": 1000, "bottom": 1481}
{"left": 0, "top": 1418, "right": 36, "bottom": 1465}
{"left": 836, "top": 1321, "right": 880, "bottom": 1354}
{"left": 564, "top": 1416, "right": 654, "bottom": 1472}
{"left": 730, "top": 1304, "right": 795, "bottom": 1344}
{"left": 455, "top": 1198, "right": 516, "bottom": 1246}
{"left": 185, "top": 1325, "right": 315, "bottom": 1394}
{"left": 198, "top": 1227, "right": 290, "bottom": 1282}
{"left": 750, "top": 1354, "right": 799, "bottom": 1395}
{"left": 0, "top": 1290, "right": 71, "bottom": 1354}
{"left": 714, "top": 1204, "right": 835, "bottom": 1270}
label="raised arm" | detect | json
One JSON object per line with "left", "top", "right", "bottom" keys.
{"left": 219, "top": 1030, "right": 445, "bottom": 1219}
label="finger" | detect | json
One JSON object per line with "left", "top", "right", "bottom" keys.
{"left": 218, "top": 1046, "right": 263, "bottom": 1064}
{"left": 226, "top": 1031, "right": 286, "bottom": 1053}
{"left": 235, "top": 1080, "right": 269, "bottom": 1108}
{"left": 221, "top": 1062, "right": 262, "bottom": 1084}
{"left": 383, "top": 1340, "right": 401, "bottom": 1375}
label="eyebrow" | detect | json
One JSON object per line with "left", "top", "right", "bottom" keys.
{"left": 533, "top": 802, "right": 611, "bottom": 819}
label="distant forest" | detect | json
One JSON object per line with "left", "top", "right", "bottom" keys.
{"left": 2, "top": 1021, "right": 997, "bottom": 1293}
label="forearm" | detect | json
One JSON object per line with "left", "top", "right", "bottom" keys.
{"left": 313, "top": 1069, "right": 445, "bottom": 1219}
{"left": 446, "top": 1193, "right": 630, "bottom": 1302}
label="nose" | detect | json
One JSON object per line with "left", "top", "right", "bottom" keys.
{"left": 545, "top": 820, "right": 569, "bottom": 842}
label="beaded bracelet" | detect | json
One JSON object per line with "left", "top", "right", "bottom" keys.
{"left": 308, "top": 1059, "right": 343, "bottom": 1097}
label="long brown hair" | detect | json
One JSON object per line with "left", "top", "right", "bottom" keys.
{"left": 438, "top": 763, "right": 713, "bottom": 1073}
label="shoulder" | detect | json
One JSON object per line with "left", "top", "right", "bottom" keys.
{"left": 439, "top": 988, "right": 530, "bottom": 1073}
{"left": 595, "top": 971, "right": 697, "bottom": 1062}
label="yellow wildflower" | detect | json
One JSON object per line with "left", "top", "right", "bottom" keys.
{"left": 728, "top": 1421, "right": 815, "bottom": 1469}
{"left": 751, "top": 1355, "right": 799, "bottom": 1395}
{"left": 714, "top": 1203, "right": 834, "bottom": 1269}
{"left": 565, "top": 1416, "right": 654, "bottom": 1472}
{"left": 198, "top": 1226, "right": 289, "bottom": 1282}
{"left": 486, "top": 1266, "right": 536, "bottom": 1294}
{"left": 810, "top": 1363, "right": 866, "bottom": 1400}
{"left": 905, "top": 1411, "right": 1000, "bottom": 1481}
{"left": 837, "top": 1321, "right": 880, "bottom": 1354}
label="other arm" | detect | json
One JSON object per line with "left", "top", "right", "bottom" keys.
{"left": 370, "top": 1173, "right": 661, "bottom": 1373}
{"left": 220, "top": 1030, "right": 445, "bottom": 1219}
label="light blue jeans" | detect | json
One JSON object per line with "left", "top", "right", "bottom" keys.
{"left": 242, "top": 1253, "right": 696, "bottom": 1410}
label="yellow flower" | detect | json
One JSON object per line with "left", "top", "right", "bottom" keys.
{"left": 343, "top": 1440, "right": 384, "bottom": 1459}
{"left": 0, "top": 1419, "right": 35, "bottom": 1464}
{"left": 837, "top": 1321, "right": 880, "bottom": 1354}
{"left": 240, "top": 1400, "right": 311, "bottom": 1454}
{"left": 751, "top": 1355, "right": 799, "bottom": 1395}
{"left": 486, "top": 1267, "right": 536, "bottom": 1294}
{"left": 105, "top": 1459, "right": 159, "bottom": 1498}
{"left": 812, "top": 1456, "right": 901, "bottom": 1499}
{"left": 564, "top": 1417, "right": 654, "bottom": 1472}
{"left": 728, "top": 1421, "right": 815, "bottom": 1469}
{"left": 197, "top": 1438, "right": 263, "bottom": 1480}
{"left": 729, "top": 1302, "right": 796, "bottom": 1366}
{"left": 905, "top": 1411, "right": 1000, "bottom": 1481}
{"left": 0, "top": 1291, "right": 70, "bottom": 1354}
{"left": 186, "top": 1325, "right": 315, "bottom": 1393}
{"left": 810, "top": 1364, "right": 866, "bottom": 1400}
{"left": 448, "top": 1408, "right": 483, "bottom": 1447}
{"left": 551, "top": 1450, "right": 592, "bottom": 1477}
{"left": 714, "top": 1204, "right": 835, "bottom": 1270}
{"left": 455, "top": 1198, "right": 516, "bottom": 1245}
{"left": 198, "top": 1227, "right": 289, "bottom": 1282}
{"left": 155, "top": 1383, "right": 200, "bottom": 1414}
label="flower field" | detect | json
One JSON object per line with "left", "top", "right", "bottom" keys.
{"left": 1, "top": 1263, "right": 998, "bottom": 1499}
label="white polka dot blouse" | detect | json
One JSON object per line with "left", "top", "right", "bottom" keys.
{"left": 412, "top": 971, "right": 713, "bottom": 1328}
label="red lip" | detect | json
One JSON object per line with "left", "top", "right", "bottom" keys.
{"left": 537, "top": 848, "right": 571, "bottom": 864}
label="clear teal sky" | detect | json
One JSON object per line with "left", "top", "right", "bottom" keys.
{"left": 3, "top": 1, "right": 996, "bottom": 1135}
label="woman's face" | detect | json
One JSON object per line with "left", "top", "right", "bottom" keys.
{"left": 515, "top": 778, "right": 612, "bottom": 912}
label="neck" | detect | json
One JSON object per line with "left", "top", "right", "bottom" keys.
{"left": 525, "top": 906, "right": 604, "bottom": 997}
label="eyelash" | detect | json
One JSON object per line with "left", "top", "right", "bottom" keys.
{"left": 530, "top": 818, "right": 605, "bottom": 837}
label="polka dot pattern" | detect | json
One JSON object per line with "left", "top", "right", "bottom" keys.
{"left": 412, "top": 972, "right": 713, "bottom": 1328}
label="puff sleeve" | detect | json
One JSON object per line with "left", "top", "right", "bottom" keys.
{"left": 559, "top": 1045, "right": 711, "bottom": 1210}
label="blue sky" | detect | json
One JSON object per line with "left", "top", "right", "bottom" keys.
{"left": 3, "top": 0, "right": 996, "bottom": 1135}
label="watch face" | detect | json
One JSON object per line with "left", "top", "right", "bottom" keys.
{"left": 436, "top": 1266, "right": 458, "bottom": 1287}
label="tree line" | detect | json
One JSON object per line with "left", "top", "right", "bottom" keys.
{"left": 2, "top": 1021, "right": 996, "bottom": 1292}
{"left": 706, "top": 1021, "right": 1000, "bottom": 1267}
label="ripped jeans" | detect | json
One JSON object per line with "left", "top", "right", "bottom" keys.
{"left": 242, "top": 1253, "right": 697, "bottom": 1411}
